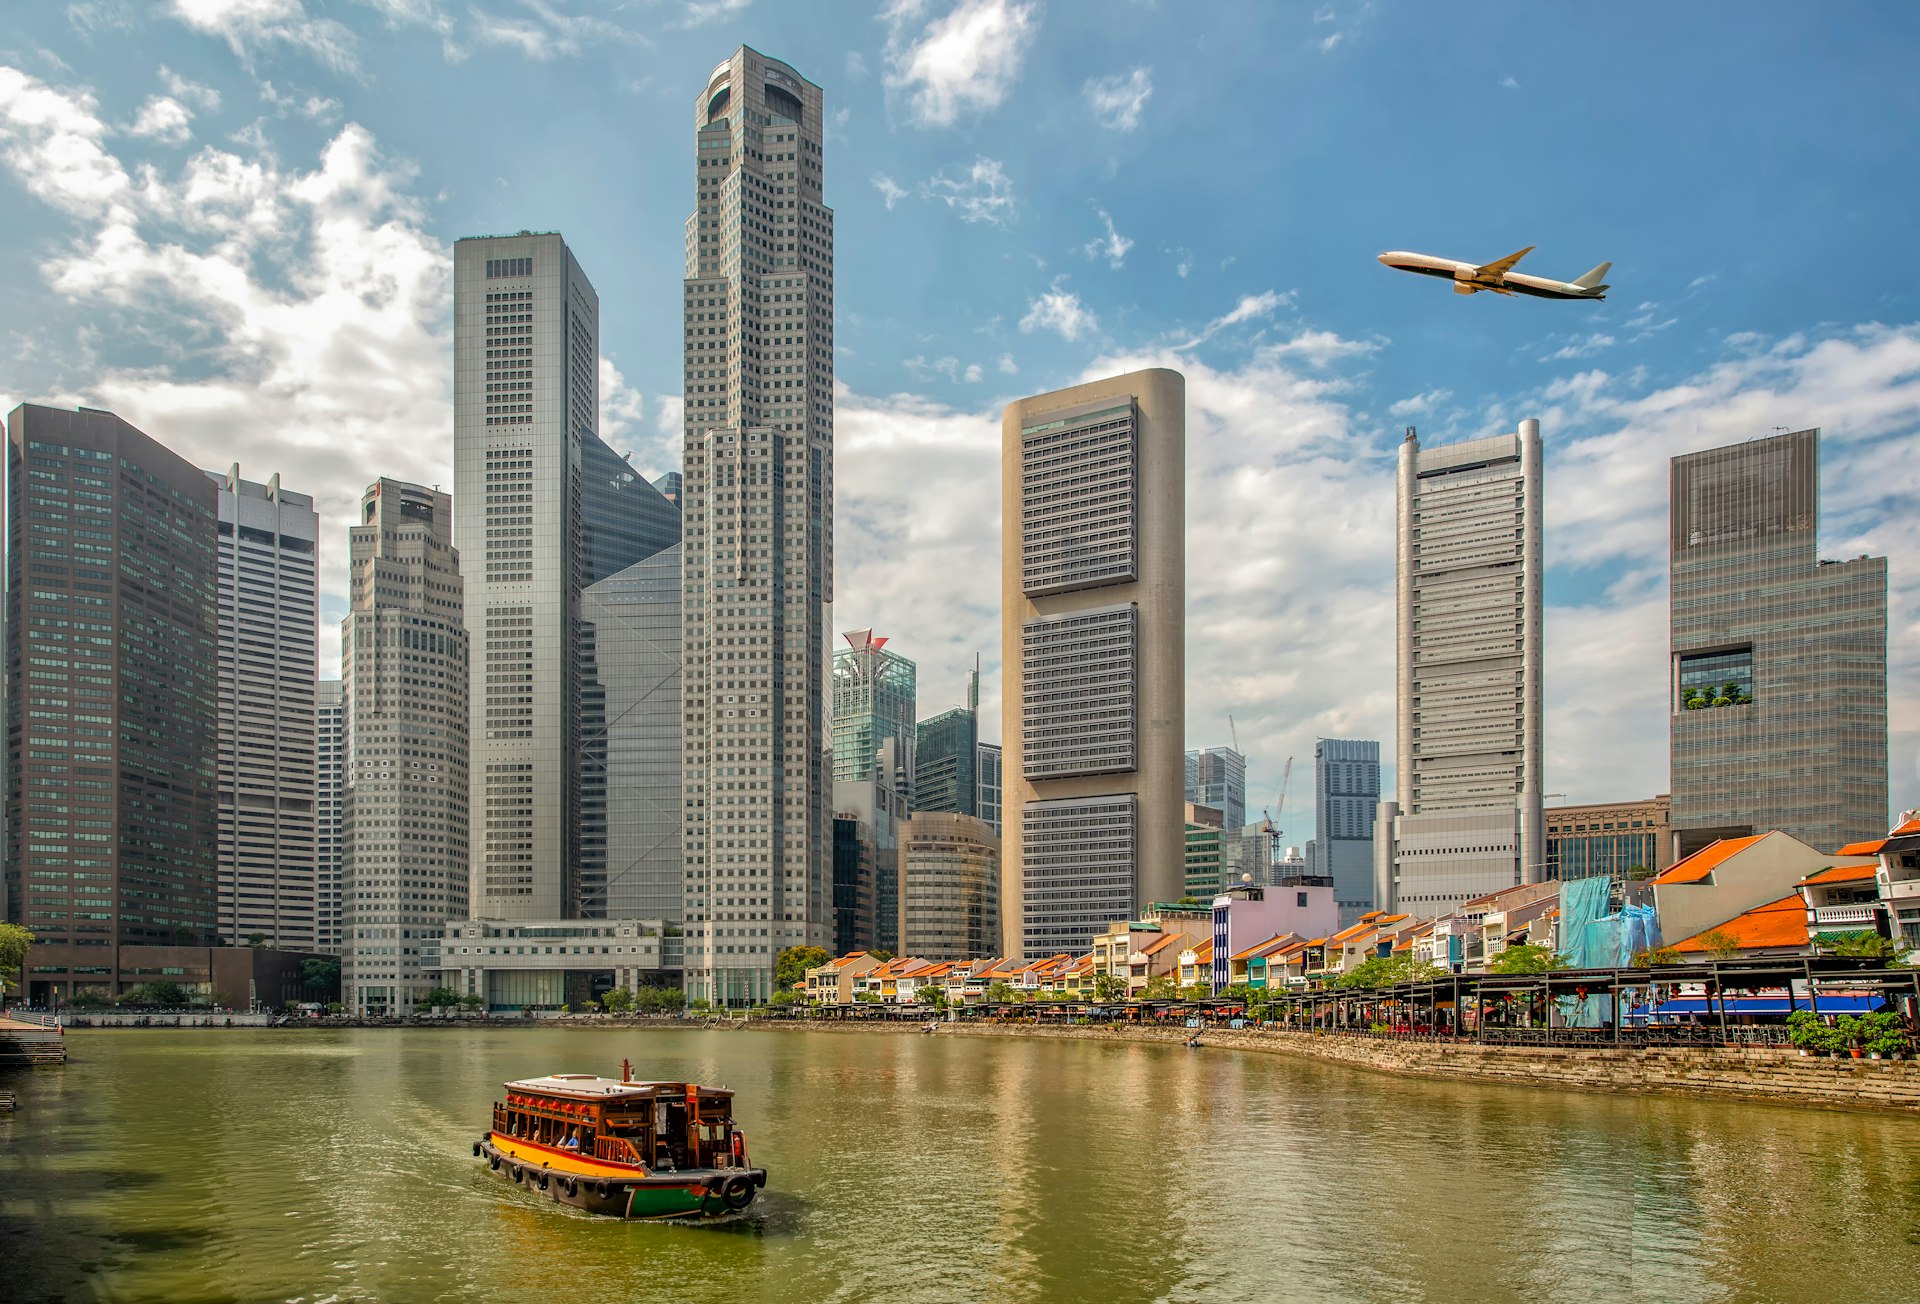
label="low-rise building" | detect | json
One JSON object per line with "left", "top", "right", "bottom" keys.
{"left": 1840, "top": 814, "right": 1920, "bottom": 961}
{"left": 1671, "top": 895, "right": 1810, "bottom": 958}
{"left": 1176, "top": 940, "right": 1213, "bottom": 989}
{"left": 1795, "top": 864, "right": 1886, "bottom": 949}
{"left": 1210, "top": 878, "right": 1339, "bottom": 991}
{"left": 1651, "top": 831, "right": 1873, "bottom": 948}
{"left": 806, "top": 952, "right": 883, "bottom": 1005}
{"left": 432, "top": 919, "right": 676, "bottom": 1011}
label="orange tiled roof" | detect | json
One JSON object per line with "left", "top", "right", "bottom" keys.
{"left": 830, "top": 952, "right": 871, "bottom": 969}
{"left": 1231, "top": 933, "right": 1288, "bottom": 962}
{"left": 1140, "top": 934, "right": 1181, "bottom": 957}
{"left": 1653, "top": 834, "right": 1768, "bottom": 885}
{"left": 1672, "top": 893, "right": 1808, "bottom": 953}
{"left": 1838, "top": 817, "right": 1920, "bottom": 857}
{"left": 1183, "top": 940, "right": 1214, "bottom": 963}
{"left": 1799, "top": 863, "right": 1878, "bottom": 886}
{"left": 1326, "top": 919, "right": 1376, "bottom": 946}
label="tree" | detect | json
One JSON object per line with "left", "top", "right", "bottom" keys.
{"left": 245, "top": 933, "right": 267, "bottom": 949}
{"left": 986, "top": 981, "right": 1017, "bottom": 1005}
{"left": 1337, "top": 953, "right": 1443, "bottom": 990}
{"left": 917, "top": 984, "right": 945, "bottom": 1007}
{"left": 774, "top": 945, "right": 830, "bottom": 991}
{"left": 1823, "top": 930, "right": 1895, "bottom": 961}
{"left": 0, "top": 922, "right": 33, "bottom": 999}
{"left": 1140, "top": 974, "right": 1181, "bottom": 1001}
{"left": 457, "top": 995, "right": 483, "bottom": 1013}
{"left": 1488, "top": 944, "right": 1569, "bottom": 975}
{"left": 1090, "top": 973, "right": 1127, "bottom": 1004}
{"left": 1634, "top": 946, "right": 1683, "bottom": 967}
{"left": 870, "top": 949, "right": 895, "bottom": 963}
{"left": 600, "top": 987, "right": 637, "bottom": 1015}
{"left": 420, "top": 985, "right": 463, "bottom": 1009}
{"left": 301, "top": 956, "right": 341, "bottom": 1001}
{"left": 1697, "top": 929, "right": 1743, "bottom": 961}
{"left": 124, "top": 980, "right": 189, "bottom": 1008}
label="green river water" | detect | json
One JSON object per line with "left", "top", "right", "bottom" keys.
{"left": 4, "top": 1027, "right": 1920, "bottom": 1303}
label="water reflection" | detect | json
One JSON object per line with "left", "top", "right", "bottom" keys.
{"left": 4, "top": 1029, "right": 1920, "bottom": 1303}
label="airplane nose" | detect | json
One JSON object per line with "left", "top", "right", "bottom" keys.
{"left": 1376, "top": 252, "right": 1392, "bottom": 265}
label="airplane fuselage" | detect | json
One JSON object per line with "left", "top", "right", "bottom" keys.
{"left": 1377, "top": 250, "right": 1608, "bottom": 300}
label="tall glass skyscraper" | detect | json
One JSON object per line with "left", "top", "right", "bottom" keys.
{"left": 316, "top": 679, "right": 346, "bottom": 954}
{"left": 1184, "top": 746, "right": 1246, "bottom": 833}
{"left": 209, "top": 466, "right": 319, "bottom": 949}
{"left": 341, "top": 480, "right": 469, "bottom": 1016}
{"left": 452, "top": 232, "right": 679, "bottom": 922}
{"left": 1311, "top": 737, "right": 1379, "bottom": 924}
{"left": 1669, "top": 429, "right": 1887, "bottom": 856}
{"left": 679, "top": 47, "right": 836, "bottom": 1005}
{"left": 1002, "top": 370, "right": 1186, "bottom": 959}
{"left": 833, "top": 630, "right": 917, "bottom": 783}
{"left": 580, "top": 543, "right": 684, "bottom": 923}
{"left": 5, "top": 404, "right": 220, "bottom": 1005}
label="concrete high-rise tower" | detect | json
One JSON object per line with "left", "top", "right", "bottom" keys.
{"left": 1375, "top": 423, "right": 1544, "bottom": 917}
{"left": 832, "top": 630, "right": 916, "bottom": 783}
{"left": 1184, "top": 746, "right": 1246, "bottom": 832}
{"left": 1001, "top": 369, "right": 1186, "bottom": 959}
{"left": 1669, "top": 429, "right": 1887, "bottom": 856}
{"left": 1311, "top": 737, "right": 1380, "bottom": 924}
{"left": 680, "top": 47, "right": 835, "bottom": 1006}
{"left": 209, "top": 467, "right": 319, "bottom": 949}
{"left": 452, "top": 233, "right": 679, "bottom": 922}
{"left": 316, "top": 678, "right": 346, "bottom": 953}
{"left": 341, "top": 479, "right": 469, "bottom": 1016}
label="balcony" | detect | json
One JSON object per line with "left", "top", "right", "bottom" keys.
{"left": 1810, "top": 904, "right": 1881, "bottom": 928}
{"left": 1882, "top": 877, "right": 1920, "bottom": 901}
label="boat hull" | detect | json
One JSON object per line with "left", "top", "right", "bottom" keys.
{"left": 477, "top": 1138, "right": 765, "bottom": 1220}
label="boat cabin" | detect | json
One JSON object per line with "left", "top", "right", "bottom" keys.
{"left": 492, "top": 1074, "right": 744, "bottom": 1172}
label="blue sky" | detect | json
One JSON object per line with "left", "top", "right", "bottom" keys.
{"left": 2, "top": 1, "right": 1917, "bottom": 841}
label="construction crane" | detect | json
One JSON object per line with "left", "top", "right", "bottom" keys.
{"left": 1258, "top": 756, "right": 1293, "bottom": 878}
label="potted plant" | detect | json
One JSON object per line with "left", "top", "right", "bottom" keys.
{"left": 1787, "top": 1009, "right": 1826, "bottom": 1055}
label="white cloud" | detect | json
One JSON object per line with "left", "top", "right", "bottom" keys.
{"left": 0, "top": 65, "right": 451, "bottom": 676}
{"left": 1177, "top": 289, "right": 1294, "bottom": 350}
{"left": 1082, "top": 207, "right": 1132, "bottom": 268}
{"left": 1018, "top": 276, "right": 1097, "bottom": 341}
{"left": 167, "top": 0, "right": 360, "bottom": 74}
{"left": 845, "top": 50, "right": 868, "bottom": 80}
{"left": 963, "top": 362, "right": 982, "bottom": 383}
{"left": 676, "top": 0, "right": 750, "bottom": 28}
{"left": 160, "top": 66, "right": 222, "bottom": 112}
{"left": 1389, "top": 388, "right": 1453, "bottom": 418}
{"left": 883, "top": 0, "right": 1037, "bottom": 128}
{"left": 997, "top": 353, "right": 1017, "bottom": 374}
{"left": 1319, "top": 32, "right": 1343, "bottom": 53}
{"left": 128, "top": 96, "right": 195, "bottom": 145}
{"left": 923, "top": 155, "right": 1015, "bottom": 226}
{"left": 1540, "top": 331, "right": 1617, "bottom": 362}
{"left": 599, "top": 356, "right": 644, "bottom": 444}
{"left": 1501, "top": 75, "right": 1520, "bottom": 90}
{"left": 872, "top": 172, "right": 908, "bottom": 209}
{"left": 1263, "top": 328, "right": 1382, "bottom": 366}
{"left": 1083, "top": 66, "right": 1152, "bottom": 132}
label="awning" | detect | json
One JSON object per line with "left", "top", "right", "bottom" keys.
{"left": 1629, "top": 995, "right": 1884, "bottom": 1019}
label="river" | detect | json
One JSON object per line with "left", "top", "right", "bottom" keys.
{"left": 4, "top": 1027, "right": 1919, "bottom": 1303}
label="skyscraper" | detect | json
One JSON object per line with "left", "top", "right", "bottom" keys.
{"left": 316, "top": 678, "right": 346, "bottom": 953}
{"left": 1002, "top": 369, "right": 1186, "bottom": 959}
{"left": 832, "top": 630, "right": 917, "bottom": 783}
{"left": 679, "top": 47, "right": 835, "bottom": 1005}
{"left": 453, "top": 232, "right": 679, "bottom": 922}
{"left": 580, "top": 543, "right": 684, "bottom": 923}
{"left": 899, "top": 812, "right": 1000, "bottom": 961}
{"left": 5, "top": 405, "right": 219, "bottom": 1004}
{"left": 915, "top": 664, "right": 980, "bottom": 817}
{"left": 1669, "top": 429, "right": 1887, "bottom": 856}
{"left": 1311, "top": 737, "right": 1380, "bottom": 924}
{"left": 976, "top": 741, "right": 1003, "bottom": 835}
{"left": 209, "top": 467, "right": 319, "bottom": 949}
{"left": 1184, "top": 746, "right": 1246, "bottom": 832}
{"left": 341, "top": 480, "right": 469, "bottom": 1016}
{"left": 1375, "top": 423, "right": 1544, "bottom": 918}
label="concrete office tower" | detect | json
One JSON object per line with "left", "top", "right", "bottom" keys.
{"left": 680, "top": 47, "right": 836, "bottom": 1006}
{"left": 1669, "top": 429, "right": 1887, "bottom": 856}
{"left": 1312, "top": 738, "right": 1380, "bottom": 924}
{"left": 914, "top": 667, "right": 980, "bottom": 817}
{"left": 900, "top": 812, "right": 1000, "bottom": 961}
{"left": 1376, "top": 422, "right": 1544, "bottom": 918}
{"left": 833, "top": 735, "right": 911, "bottom": 955}
{"left": 453, "top": 232, "right": 679, "bottom": 923}
{"left": 341, "top": 480, "right": 470, "bottom": 1016}
{"left": 580, "top": 544, "right": 684, "bottom": 922}
{"left": 316, "top": 679, "right": 346, "bottom": 952}
{"left": 832, "top": 630, "right": 917, "bottom": 783}
{"left": 1185, "top": 746, "right": 1246, "bottom": 832}
{"left": 209, "top": 467, "right": 319, "bottom": 949}
{"left": 1002, "top": 369, "right": 1186, "bottom": 959}
{"left": 1184, "top": 803, "right": 1226, "bottom": 897}
{"left": 5, "top": 405, "right": 219, "bottom": 1004}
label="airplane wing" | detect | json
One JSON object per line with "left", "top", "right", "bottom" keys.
{"left": 1473, "top": 246, "right": 1535, "bottom": 280}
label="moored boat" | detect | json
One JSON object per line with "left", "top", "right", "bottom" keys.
{"left": 474, "top": 1061, "right": 766, "bottom": 1219}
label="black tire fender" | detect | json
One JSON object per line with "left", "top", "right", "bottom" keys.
{"left": 471, "top": 1142, "right": 482, "bottom": 1158}
{"left": 488, "top": 1154, "right": 501, "bottom": 1171}
{"left": 563, "top": 1177, "right": 579, "bottom": 1197}
{"left": 511, "top": 1164, "right": 524, "bottom": 1183}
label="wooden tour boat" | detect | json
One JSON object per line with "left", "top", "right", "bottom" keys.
{"left": 475, "top": 1060, "right": 767, "bottom": 1219}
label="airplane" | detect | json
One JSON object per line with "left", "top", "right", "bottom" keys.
{"left": 1377, "top": 246, "right": 1611, "bottom": 300}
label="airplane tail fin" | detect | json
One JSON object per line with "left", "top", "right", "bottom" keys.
{"left": 1573, "top": 261, "right": 1612, "bottom": 290}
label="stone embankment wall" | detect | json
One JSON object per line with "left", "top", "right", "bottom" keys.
{"left": 934, "top": 1023, "right": 1920, "bottom": 1113}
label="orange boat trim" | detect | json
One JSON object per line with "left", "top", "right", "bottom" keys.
{"left": 488, "top": 1134, "right": 653, "bottom": 1179}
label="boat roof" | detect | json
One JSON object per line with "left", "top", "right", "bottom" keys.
{"left": 503, "top": 1074, "right": 732, "bottom": 1100}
